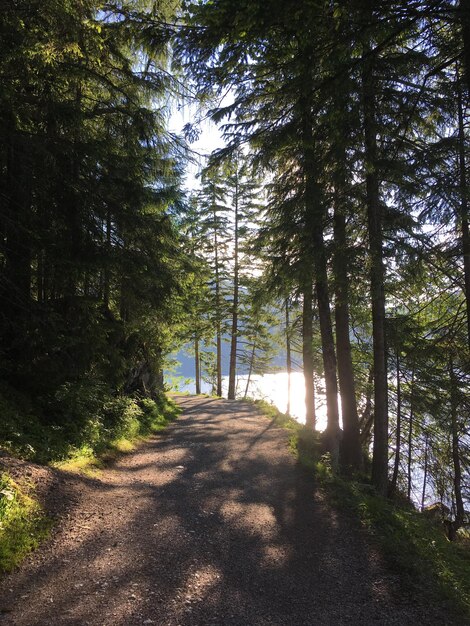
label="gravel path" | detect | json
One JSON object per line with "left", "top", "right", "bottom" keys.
{"left": 0, "top": 396, "right": 460, "bottom": 625}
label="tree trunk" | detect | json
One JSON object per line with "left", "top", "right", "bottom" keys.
{"left": 103, "top": 209, "right": 112, "bottom": 309}
{"left": 459, "top": 0, "right": 470, "bottom": 98}
{"left": 244, "top": 341, "right": 257, "bottom": 399}
{"left": 448, "top": 356, "right": 465, "bottom": 540}
{"left": 421, "top": 432, "right": 429, "bottom": 511}
{"left": 359, "top": 367, "right": 374, "bottom": 446}
{"left": 389, "top": 349, "right": 401, "bottom": 496}
{"left": 302, "top": 282, "right": 316, "bottom": 429}
{"left": 362, "top": 34, "right": 389, "bottom": 496}
{"left": 286, "top": 299, "right": 292, "bottom": 416}
{"left": 213, "top": 202, "right": 223, "bottom": 397}
{"left": 407, "top": 367, "right": 415, "bottom": 502}
{"left": 302, "top": 98, "right": 340, "bottom": 460}
{"left": 195, "top": 337, "right": 201, "bottom": 395}
{"left": 334, "top": 201, "right": 362, "bottom": 472}
{"left": 456, "top": 66, "right": 470, "bottom": 349}
{"left": 228, "top": 172, "right": 240, "bottom": 399}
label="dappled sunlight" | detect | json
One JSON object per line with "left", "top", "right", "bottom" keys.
{"left": 0, "top": 396, "right": 424, "bottom": 625}
{"left": 219, "top": 501, "right": 278, "bottom": 539}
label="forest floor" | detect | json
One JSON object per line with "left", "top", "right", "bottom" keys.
{"left": 0, "top": 396, "right": 462, "bottom": 626}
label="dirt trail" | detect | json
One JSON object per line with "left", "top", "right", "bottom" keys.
{"left": 0, "top": 396, "right": 458, "bottom": 625}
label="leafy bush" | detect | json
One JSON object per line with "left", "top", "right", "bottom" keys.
{"left": 0, "top": 377, "right": 180, "bottom": 465}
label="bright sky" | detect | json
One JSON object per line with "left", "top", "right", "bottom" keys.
{"left": 169, "top": 103, "right": 225, "bottom": 192}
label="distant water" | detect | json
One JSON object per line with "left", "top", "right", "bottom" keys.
{"left": 166, "top": 371, "right": 329, "bottom": 430}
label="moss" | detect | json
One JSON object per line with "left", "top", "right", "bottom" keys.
{"left": 0, "top": 474, "right": 51, "bottom": 574}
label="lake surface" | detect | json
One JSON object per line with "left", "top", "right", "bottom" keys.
{"left": 167, "top": 371, "right": 329, "bottom": 430}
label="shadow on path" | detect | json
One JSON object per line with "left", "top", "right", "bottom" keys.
{"left": 0, "top": 396, "right": 456, "bottom": 626}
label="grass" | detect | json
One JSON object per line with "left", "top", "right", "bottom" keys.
{"left": 252, "top": 398, "right": 470, "bottom": 620}
{"left": 250, "top": 398, "right": 322, "bottom": 470}
{"left": 0, "top": 473, "right": 51, "bottom": 574}
{"left": 326, "top": 478, "right": 470, "bottom": 617}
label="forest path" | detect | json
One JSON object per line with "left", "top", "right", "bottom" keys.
{"left": 0, "top": 396, "right": 455, "bottom": 625}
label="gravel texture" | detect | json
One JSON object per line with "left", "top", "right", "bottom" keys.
{"left": 0, "top": 396, "right": 461, "bottom": 625}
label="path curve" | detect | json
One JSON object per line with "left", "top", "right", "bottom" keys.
{"left": 0, "top": 396, "right": 457, "bottom": 625}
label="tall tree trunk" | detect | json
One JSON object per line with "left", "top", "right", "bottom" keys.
{"left": 302, "top": 281, "right": 316, "bottom": 429}
{"left": 389, "top": 349, "right": 402, "bottom": 496}
{"left": 421, "top": 432, "right": 429, "bottom": 511}
{"left": 195, "top": 337, "right": 201, "bottom": 395}
{"left": 330, "top": 1, "right": 361, "bottom": 471}
{"left": 456, "top": 66, "right": 470, "bottom": 349}
{"left": 244, "top": 341, "right": 257, "bottom": 399}
{"left": 448, "top": 356, "right": 465, "bottom": 540}
{"left": 362, "top": 34, "right": 389, "bottom": 496}
{"left": 334, "top": 201, "right": 362, "bottom": 472}
{"left": 103, "top": 209, "right": 112, "bottom": 309}
{"left": 213, "top": 204, "right": 223, "bottom": 397}
{"left": 286, "top": 299, "right": 292, "bottom": 416}
{"left": 359, "top": 367, "right": 374, "bottom": 446}
{"left": 460, "top": 0, "right": 470, "bottom": 97}
{"left": 228, "top": 172, "right": 240, "bottom": 399}
{"left": 407, "top": 367, "right": 415, "bottom": 502}
{"left": 302, "top": 100, "right": 340, "bottom": 460}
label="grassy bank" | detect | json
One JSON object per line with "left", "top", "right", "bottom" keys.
{"left": 253, "top": 398, "right": 470, "bottom": 620}
{"left": 0, "top": 474, "right": 51, "bottom": 574}
{"left": 0, "top": 392, "right": 180, "bottom": 573}
{"left": 53, "top": 394, "right": 181, "bottom": 475}
{"left": 0, "top": 382, "right": 180, "bottom": 466}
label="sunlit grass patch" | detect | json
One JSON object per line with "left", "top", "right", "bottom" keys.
{"left": 0, "top": 473, "right": 50, "bottom": 574}
{"left": 52, "top": 447, "right": 103, "bottom": 477}
{"left": 326, "top": 478, "right": 470, "bottom": 618}
{"left": 50, "top": 395, "right": 181, "bottom": 476}
{"left": 250, "top": 399, "right": 322, "bottom": 471}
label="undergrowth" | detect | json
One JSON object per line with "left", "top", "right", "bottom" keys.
{"left": 0, "top": 474, "right": 51, "bottom": 574}
{"left": 0, "top": 382, "right": 180, "bottom": 467}
{"left": 0, "top": 392, "right": 180, "bottom": 570}
{"left": 53, "top": 394, "right": 181, "bottom": 474}
{"left": 253, "top": 398, "right": 470, "bottom": 620}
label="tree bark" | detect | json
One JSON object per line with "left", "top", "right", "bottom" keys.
{"left": 362, "top": 34, "right": 389, "bottom": 496}
{"left": 228, "top": 170, "right": 240, "bottom": 399}
{"left": 286, "top": 299, "right": 292, "bottom": 416}
{"left": 213, "top": 200, "right": 223, "bottom": 397}
{"left": 456, "top": 66, "right": 470, "bottom": 349}
{"left": 359, "top": 367, "right": 374, "bottom": 446}
{"left": 459, "top": 0, "right": 470, "bottom": 98}
{"left": 334, "top": 202, "right": 362, "bottom": 472}
{"left": 302, "top": 99, "right": 340, "bottom": 460}
{"left": 195, "top": 337, "right": 201, "bottom": 395}
{"left": 407, "top": 367, "right": 415, "bottom": 502}
{"left": 244, "top": 341, "right": 257, "bottom": 400}
{"left": 389, "top": 349, "right": 402, "bottom": 496}
{"left": 421, "top": 432, "right": 429, "bottom": 511}
{"left": 302, "top": 282, "right": 316, "bottom": 430}
{"left": 449, "top": 356, "right": 465, "bottom": 540}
